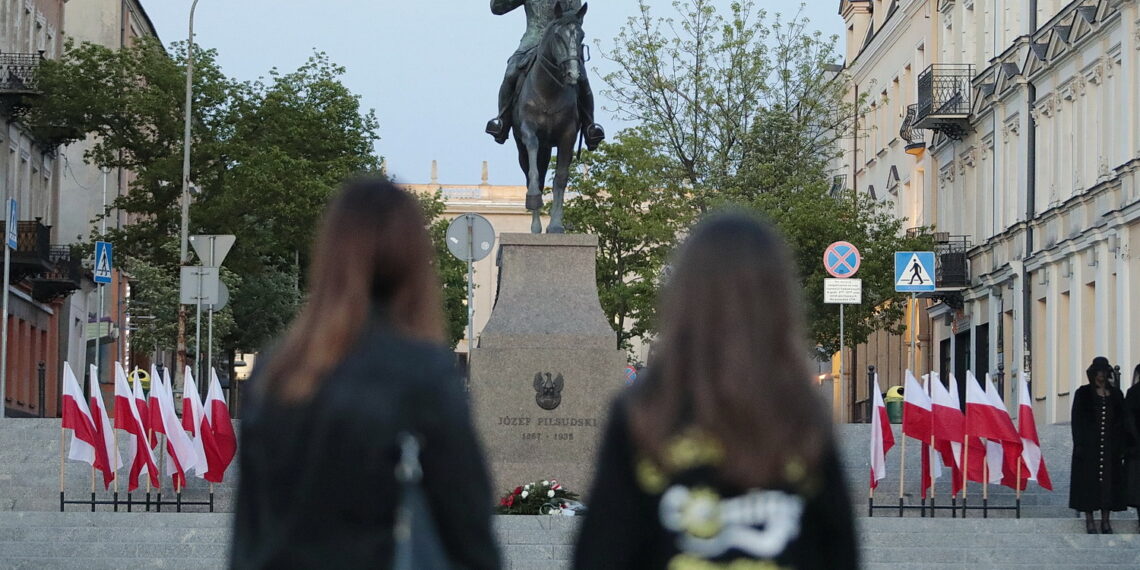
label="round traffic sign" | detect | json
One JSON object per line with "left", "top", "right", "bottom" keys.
{"left": 824, "top": 241, "right": 861, "bottom": 278}
{"left": 445, "top": 213, "right": 495, "bottom": 262}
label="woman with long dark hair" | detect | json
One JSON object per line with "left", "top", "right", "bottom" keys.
{"left": 230, "top": 178, "right": 499, "bottom": 568}
{"left": 574, "top": 213, "right": 856, "bottom": 569}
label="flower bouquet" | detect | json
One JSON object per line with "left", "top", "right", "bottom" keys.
{"left": 496, "top": 479, "right": 581, "bottom": 515}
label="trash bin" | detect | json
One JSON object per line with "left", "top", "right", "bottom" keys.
{"left": 884, "top": 385, "right": 904, "bottom": 424}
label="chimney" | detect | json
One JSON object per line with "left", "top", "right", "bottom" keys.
{"left": 430, "top": 160, "right": 438, "bottom": 185}
{"left": 481, "top": 161, "right": 489, "bottom": 185}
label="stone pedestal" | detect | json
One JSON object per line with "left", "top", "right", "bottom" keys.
{"left": 470, "top": 234, "right": 625, "bottom": 497}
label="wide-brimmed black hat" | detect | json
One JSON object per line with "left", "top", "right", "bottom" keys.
{"left": 1086, "top": 356, "right": 1113, "bottom": 382}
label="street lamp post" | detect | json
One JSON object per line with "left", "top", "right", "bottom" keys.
{"left": 176, "top": 0, "right": 200, "bottom": 391}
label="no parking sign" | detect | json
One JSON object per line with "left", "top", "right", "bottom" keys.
{"left": 824, "top": 241, "right": 861, "bottom": 278}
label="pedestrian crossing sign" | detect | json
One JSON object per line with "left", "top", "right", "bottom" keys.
{"left": 94, "top": 241, "right": 113, "bottom": 285}
{"left": 894, "top": 251, "right": 936, "bottom": 292}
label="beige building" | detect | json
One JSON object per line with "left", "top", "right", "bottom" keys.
{"left": 839, "top": 0, "right": 1140, "bottom": 424}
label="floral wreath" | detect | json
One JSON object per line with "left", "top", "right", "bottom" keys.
{"left": 496, "top": 479, "right": 581, "bottom": 515}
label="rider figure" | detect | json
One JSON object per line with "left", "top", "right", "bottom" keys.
{"left": 485, "top": 0, "right": 606, "bottom": 150}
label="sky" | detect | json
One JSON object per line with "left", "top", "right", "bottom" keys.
{"left": 139, "top": 1, "right": 844, "bottom": 186}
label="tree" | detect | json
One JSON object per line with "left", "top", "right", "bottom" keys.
{"left": 603, "top": 1, "right": 929, "bottom": 352}
{"left": 564, "top": 129, "right": 692, "bottom": 354}
{"left": 22, "top": 39, "right": 381, "bottom": 357}
{"left": 417, "top": 190, "right": 467, "bottom": 349}
{"left": 602, "top": 0, "right": 771, "bottom": 207}
{"left": 747, "top": 188, "right": 932, "bottom": 354}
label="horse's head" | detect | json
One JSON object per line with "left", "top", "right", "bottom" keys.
{"left": 546, "top": 2, "right": 588, "bottom": 85}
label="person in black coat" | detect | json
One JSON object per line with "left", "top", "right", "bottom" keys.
{"left": 230, "top": 179, "right": 500, "bottom": 569}
{"left": 574, "top": 214, "right": 857, "bottom": 569}
{"left": 1069, "top": 356, "right": 1127, "bottom": 534}
{"left": 1124, "top": 364, "right": 1140, "bottom": 529}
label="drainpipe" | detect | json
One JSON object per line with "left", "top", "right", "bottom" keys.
{"left": 1023, "top": 1, "right": 1037, "bottom": 387}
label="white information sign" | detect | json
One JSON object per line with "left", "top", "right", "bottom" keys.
{"left": 824, "top": 278, "right": 863, "bottom": 304}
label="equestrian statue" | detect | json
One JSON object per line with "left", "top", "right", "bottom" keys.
{"left": 485, "top": 0, "right": 605, "bottom": 233}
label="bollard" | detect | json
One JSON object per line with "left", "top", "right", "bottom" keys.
{"left": 37, "top": 362, "right": 45, "bottom": 418}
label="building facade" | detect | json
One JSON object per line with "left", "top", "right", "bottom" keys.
{"left": 0, "top": 0, "right": 73, "bottom": 417}
{"left": 839, "top": 0, "right": 1140, "bottom": 424}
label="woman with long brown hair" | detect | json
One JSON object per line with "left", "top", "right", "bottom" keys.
{"left": 230, "top": 178, "right": 499, "bottom": 568}
{"left": 574, "top": 212, "right": 856, "bottom": 569}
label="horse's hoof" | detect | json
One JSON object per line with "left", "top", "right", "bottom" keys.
{"left": 526, "top": 194, "right": 543, "bottom": 210}
{"left": 547, "top": 226, "right": 565, "bottom": 234}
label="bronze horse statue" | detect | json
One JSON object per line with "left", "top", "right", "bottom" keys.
{"left": 511, "top": 2, "right": 588, "bottom": 233}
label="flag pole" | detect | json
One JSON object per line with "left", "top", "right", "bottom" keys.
{"left": 59, "top": 425, "right": 65, "bottom": 509}
{"left": 898, "top": 399, "right": 907, "bottom": 516}
{"left": 982, "top": 452, "right": 989, "bottom": 517}
{"left": 961, "top": 436, "right": 969, "bottom": 517}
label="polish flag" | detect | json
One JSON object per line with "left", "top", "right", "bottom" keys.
{"left": 130, "top": 369, "right": 155, "bottom": 450}
{"left": 928, "top": 373, "right": 964, "bottom": 491}
{"left": 147, "top": 365, "right": 164, "bottom": 441}
{"left": 1017, "top": 373, "right": 1053, "bottom": 490}
{"left": 181, "top": 367, "right": 210, "bottom": 479}
{"left": 113, "top": 363, "right": 158, "bottom": 491}
{"left": 902, "top": 370, "right": 933, "bottom": 443}
{"left": 869, "top": 374, "right": 894, "bottom": 489}
{"left": 920, "top": 442, "right": 944, "bottom": 498}
{"left": 983, "top": 374, "right": 1026, "bottom": 489}
{"left": 61, "top": 362, "right": 105, "bottom": 471}
{"left": 203, "top": 368, "right": 237, "bottom": 483}
{"left": 153, "top": 367, "right": 197, "bottom": 489}
{"left": 88, "top": 365, "right": 122, "bottom": 488}
{"left": 965, "top": 371, "right": 1020, "bottom": 443}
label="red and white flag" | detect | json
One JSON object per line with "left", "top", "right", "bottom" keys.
{"left": 181, "top": 367, "right": 210, "bottom": 479}
{"left": 154, "top": 367, "right": 197, "bottom": 489}
{"left": 983, "top": 374, "right": 1026, "bottom": 488}
{"left": 869, "top": 374, "right": 894, "bottom": 489}
{"left": 88, "top": 365, "right": 122, "bottom": 488}
{"left": 929, "top": 373, "right": 966, "bottom": 492}
{"left": 204, "top": 368, "right": 237, "bottom": 483}
{"left": 130, "top": 369, "right": 155, "bottom": 450}
{"left": 147, "top": 365, "right": 164, "bottom": 443}
{"left": 61, "top": 362, "right": 104, "bottom": 471}
{"left": 902, "top": 370, "right": 933, "bottom": 443}
{"left": 1017, "top": 372, "right": 1052, "bottom": 490}
{"left": 965, "top": 371, "right": 1020, "bottom": 443}
{"left": 113, "top": 363, "right": 158, "bottom": 492}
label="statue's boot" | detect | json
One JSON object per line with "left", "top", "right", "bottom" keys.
{"left": 485, "top": 118, "right": 509, "bottom": 145}
{"left": 584, "top": 123, "right": 605, "bottom": 151}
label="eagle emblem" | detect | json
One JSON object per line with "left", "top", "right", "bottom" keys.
{"left": 534, "top": 372, "right": 564, "bottom": 411}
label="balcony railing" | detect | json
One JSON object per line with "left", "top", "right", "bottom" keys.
{"left": 915, "top": 64, "right": 974, "bottom": 140}
{"left": 934, "top": 234, "right": 971, "bottom": 289}
{"left": 0, "top": 220, "right": 52, "bottom": 281}
{"left": 31, "top": 246, "right": 83, "bottom": 302}
{"left": 900, "top": 103, "right": 926, "bottom": 155}
{"left": 0, "top": 51, "right": 43, "bottom": 95}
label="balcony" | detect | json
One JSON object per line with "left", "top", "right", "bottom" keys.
{"left": 0, "top": 220, "right": 53, "bottom": 282}
{"left": 30, "top": 246, "right": 82, "bottom": 303}
{"left": 900, "top": 103, "right": 926, "bottom": 157}
{"left": 914, "top": 64, "right": 974, "bottom": 140}
{"left": 934, "top": 233, "right": 971, "bottom": 289}
{"left": 0, "top": 51, "right": 43, "bottom": 117}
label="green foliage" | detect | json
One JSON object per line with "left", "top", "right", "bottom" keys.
{"left": 565, "top": 130, "right": 692, "bottom": 354}
{"left": 746, "top": 189, "right": 933, "bottom": 354}
{"left": 417, "top": 190, "right": 467, "bottom": 349}
{"left": 23, "top": 39, "right": 382, "bottom": 355}
{"left": 124, "top": 239, "right": 240, "bottom": 359}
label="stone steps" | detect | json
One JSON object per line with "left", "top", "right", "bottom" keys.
{"left": 3, "top": 512, "right": 1139, "bottom": 570}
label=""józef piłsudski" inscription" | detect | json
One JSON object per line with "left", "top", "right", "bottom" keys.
{"left": 497, "top": 415, "right": 600, "bottom": 441}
